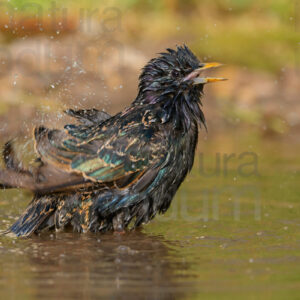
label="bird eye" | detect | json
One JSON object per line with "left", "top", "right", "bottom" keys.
{"left": 171, "top": 70, "right": 180, "bottom": 78}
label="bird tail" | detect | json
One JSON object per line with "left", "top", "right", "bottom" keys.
{"left": 0, "top": 140, "right": 55, "bottom": 237}
{"left": 0, "top": 137, "right": 88, "bottom": 193}
{"left": 6, "top": 195, "right": 57, "bottom": 237}
{"left": 0, "top": 140, "right": 35, "bottom": 190}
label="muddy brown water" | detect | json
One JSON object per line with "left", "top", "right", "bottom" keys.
{"left": 0, "top": 131, "right": 300, "bottom": 299}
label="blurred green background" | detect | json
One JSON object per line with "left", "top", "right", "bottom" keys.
{"left": 1, "top": 0, "right": 299, "bottom": 71}
{"left": 0, "top": 0, "right": 298, "bottom": 139}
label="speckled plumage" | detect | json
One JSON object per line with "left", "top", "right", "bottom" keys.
{"left": 0, "top": 45, "right": 220, "bottom": 237}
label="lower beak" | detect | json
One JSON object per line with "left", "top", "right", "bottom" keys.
{"left": 183, "top": 62, "right": 227, "bottom": 85}
{"left": 193, "top": 77, "right": 227, "bottom": 84}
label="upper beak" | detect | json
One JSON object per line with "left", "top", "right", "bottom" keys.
{"left": 183, "top": 62, "right": 227, "bottom": 85}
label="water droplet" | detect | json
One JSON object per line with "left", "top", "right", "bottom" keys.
{"left": 114, "top": 258, "right": 121, "bottom": 264}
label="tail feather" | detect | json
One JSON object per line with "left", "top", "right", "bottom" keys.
{"left": 1, "top": 141, "right": 26, "bottom": 189}
{"left": 0, "top": 142, "right": 90, "bottom": 193}
{"left": 0, "top": 139, "right": 36, "bottom": 189}
{"left": 8, "top": 195, "right": 57, "bottom": 237}
{"left": 3, "top": 140, "right": 21, "bottom": 171}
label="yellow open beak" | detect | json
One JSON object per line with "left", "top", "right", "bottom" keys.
{"left": 183, "top": 62, "right": 227, "bottom": 84}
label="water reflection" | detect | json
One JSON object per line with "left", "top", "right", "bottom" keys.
{"left": 0, "top": 230, "right": 190, "bottom": 299}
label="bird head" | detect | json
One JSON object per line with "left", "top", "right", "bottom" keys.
{"left": 136, "top": 45, "right": 226, "bottom": 105}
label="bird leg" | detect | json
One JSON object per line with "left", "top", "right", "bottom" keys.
{"left": 113, "top": 211, "right": 126, "bottom": 233}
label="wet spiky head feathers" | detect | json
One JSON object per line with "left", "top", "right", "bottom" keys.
{"left": 135, "top": 45, "right": 206, "bottom": 131}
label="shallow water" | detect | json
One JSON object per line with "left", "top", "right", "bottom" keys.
{"left": 0, "top": 131, "right": 299, "bottom": 299}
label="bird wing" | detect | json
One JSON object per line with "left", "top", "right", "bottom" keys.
{"left": 0, "top": 107, "right": 168, "bottom": 194}
{"left": 64, "top": 108, "right": 111, "bottom": 126}
{"left": 33, "top": 111, "right": 168, "bottom": 191}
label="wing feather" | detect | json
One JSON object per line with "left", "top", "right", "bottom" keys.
{"left": 33, "top": 108, "right": 169, "bottom": 191}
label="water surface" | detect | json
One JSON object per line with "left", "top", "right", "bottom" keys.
{"left": 0, "top": 131, "right": 299, "bottom": 299}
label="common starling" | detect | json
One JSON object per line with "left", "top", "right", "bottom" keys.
{"left": 0, "top": 45, "right": 225, "bottom": 236}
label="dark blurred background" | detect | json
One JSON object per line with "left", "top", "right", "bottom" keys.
{"left": 0, "top": 0, "right": 298, "bottom": 141}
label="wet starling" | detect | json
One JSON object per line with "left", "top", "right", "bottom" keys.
{"left": 0, "top": 45, "right": 225, "bottom": 236}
